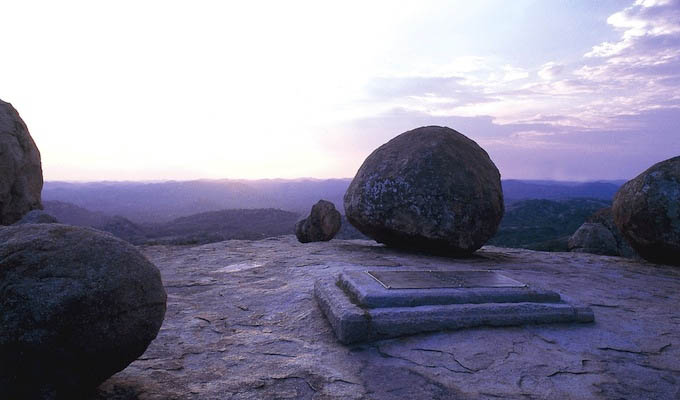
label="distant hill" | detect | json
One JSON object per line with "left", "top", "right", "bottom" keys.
{"left": 42, "top": 178, "right": 624, "bottom": 225}
{"left": 43, "top": 200, "right": 113, "bottom": 227}
{"left": 43, "top": 200, "right": 147, "bottom": 244}
{"left": 43, "top": 199, "right": 366, "bottom": 245}
{"left": 488, "top": 198, "right": 611, "bottom": 251}
{"left": 144, "top": 208, "right": 300, "bottom": 245}
{"left": 42, "top": 179, "right": 351, "bottom": 223}
{"left": 502, "top": 180, "right": 621, "bottom": 202}
{"left": 43, "top": 180, "right": 269, "bottom": 223}
{"left": 41, "top": 179, "right": 624, "bottom": 251}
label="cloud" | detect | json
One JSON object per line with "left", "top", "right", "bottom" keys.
{"left": 327, "top": 0, "right": 680, "bottom": 179}
{"left": 390, "top": 2, "right": 678, "bottom": 126}
{"left": 435, "top": 56, "right": 492, "bottom": 75}
{"left": 586, "top": 0, "right": 680, "bottom": 57}
{"left": 502, "top": 65, "right": 529, "bottom": 81}
{"left": 538, "top": 62, "right": 565, "bottom": 80}
{"left": 320, "top": 106, "right": 680, "bottom": 180}
{"left": 510, "top": 130, "right": 556, "bottom": 138}
{"left": 565, "top": 0, "right": 680, "bottom": 130}
{"left": 364, "top": 76, "right": 492, "bottom": 105}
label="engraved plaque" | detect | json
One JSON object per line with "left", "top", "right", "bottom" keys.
{"left": 366, "top": 270, "right": 526, "bottom": 289}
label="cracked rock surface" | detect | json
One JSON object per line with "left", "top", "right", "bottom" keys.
{"left": 96, "top": 236, "right": 680, "bottom": 399}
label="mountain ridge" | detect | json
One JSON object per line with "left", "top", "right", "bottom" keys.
{"left": 43, "top": 178, "right": 618, "bottom": 250}
{"left": 42, "top": 178, "right": 621, "bottom": 224}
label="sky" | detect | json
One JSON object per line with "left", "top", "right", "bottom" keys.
{"left": 1, "top": 0, "right": 679, "bottom": 181}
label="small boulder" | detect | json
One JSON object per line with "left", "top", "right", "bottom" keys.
{"left": 0, "top": 224, "right": 167, "bottom": 398}
{"left": 344, "top": 126, "right": 504, "bottom": 255}
{"left": 586, "top": 207, "right": 636, "bottom": 258}
{"left": 0, "top": 99, "right": 43, "bottom": 225}
{"left": 612, "top": 156, "right": 680, "bottom": 265}
{"left": 13, "top": 209, "right": 59, "bottom": 225}
{"left": 295, "top": 200, "right": 341, "bottom": 243}
{"left": 568, "top": 222, "right": 619, "bottom": 256}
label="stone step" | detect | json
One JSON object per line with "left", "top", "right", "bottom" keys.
{"left": 315, "top": 271, "right": 594, "bottom": 344}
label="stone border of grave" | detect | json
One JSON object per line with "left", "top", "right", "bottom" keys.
{"left": 315, "top": 270, "right": 594, "bottom": 344}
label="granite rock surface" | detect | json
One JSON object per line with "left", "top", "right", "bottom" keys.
{"left": 344, "top": 126, "right": 504, "bottom": 255}
{"left": 95, "top": 235, "right": 680, "bottom": 400}
{"left": 0, "top": 99, "right": 43, "bottom": 225}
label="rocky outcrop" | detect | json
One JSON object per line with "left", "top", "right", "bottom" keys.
{"left": 613, "top": 156, "right": 680, "bottom": 265}
{"left": 0, "top": 224, "right": 167, "bottom": 398}
{"left": 568, "top": 222, "right": 619, "bottom": 256}
{"left": 569, "top": 207, "right": 636, "bottom": 257}
{"left": 0, "top": 99, "right": 43, "bottom": 225}
{"left": 295, "top": 200, "right": 342, "bottom": 243}
{"left": 591, "top": 207, "right": 635, "bottom": 257}
{"left": 13, "top": 209, "right": 58, "bottom": 225}
{"left": 95, "top": 236, "right": 680, "bottom": 400}
{"left": 344, "top": 126, "right": 504, "bottom": 255}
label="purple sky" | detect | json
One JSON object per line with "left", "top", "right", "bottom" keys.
{"left": 2, "top": 0, "right": 679, "bottom": 181}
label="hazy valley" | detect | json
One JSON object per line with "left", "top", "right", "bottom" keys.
{"left": 42, "top": 178, "right": 622, "bottom": 249}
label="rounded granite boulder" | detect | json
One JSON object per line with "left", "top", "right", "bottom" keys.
{"left": 0, "top": 99, "right": 43, "bottom": 225}
{"left": 612, "top": 156, "right": 680, "bottom": 265}
{"left": 295, "top": 199, "right": 342, "bottom": 243}
{"left": 585, "top": 207, "right": 636, "bottom": 258}
{"left": 344, "top": 126, "right": 504, "bottom": 255}
{"left": 0, "top": 224, "right": 167, "bottom": 398}
{"left": 568, "top": 222, "right": 619, "bottom": 256}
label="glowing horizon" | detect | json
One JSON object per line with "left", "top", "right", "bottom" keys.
{"left": 3, "top": 0, "right": 679, "bottom": 182}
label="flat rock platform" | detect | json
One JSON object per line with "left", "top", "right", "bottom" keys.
{"left": 94, "top": 236, "right": 680, "bottom": 399}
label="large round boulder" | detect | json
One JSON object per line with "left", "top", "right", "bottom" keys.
{"left": 612, "top": 156, "right": 680, "bottom": 265}
{"left": 295, "top": 199, "right": 342, "bottom": 243}
{"left": 0, "top": 224, "right": 167, "bottom": 398}
{"left": 344, "top": 126, "right": 504, "bottom": 255}
{"left": 0, "top": 99, "right": 43, "bottom": 225}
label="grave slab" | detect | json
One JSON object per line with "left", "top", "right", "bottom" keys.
{"left": 339, "top": 270, "right": 563, "bottom": 308}
{"left": 315, "top": 270, "right": 594, "bottom": 344}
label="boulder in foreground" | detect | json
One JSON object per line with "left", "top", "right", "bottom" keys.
{"left": 0, "top": 99, "right": 43, "bottom": 225}
{"left": 295, "top": 199, "right": 342, "bottom": 243}
{"left": 0, "top": 224, "right": 167, "bottom": 398}
{"left": 344, "top": 126, "right": 504, "bottom": 255}
{"left": 613, "top": 156, "right": 680, "bottom": 265}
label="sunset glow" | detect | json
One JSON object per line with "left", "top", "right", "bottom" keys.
{"left": 2, "top": 0, "right": 678, "bottom": 181}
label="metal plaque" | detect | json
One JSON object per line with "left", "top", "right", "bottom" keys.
{"left": 366, "top": 270, "right": 527, "bottom": 290}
